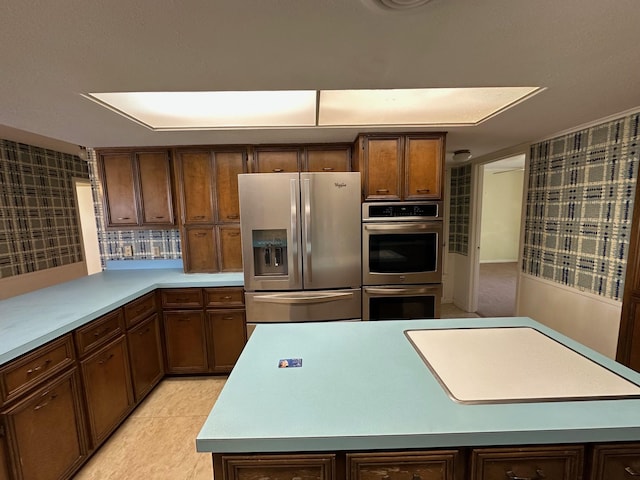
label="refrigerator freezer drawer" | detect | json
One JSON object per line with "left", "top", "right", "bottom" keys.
{"left": 245, "top": 288, "right": 361, "bottom": 323}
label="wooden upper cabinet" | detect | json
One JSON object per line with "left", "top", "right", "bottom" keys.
{"left": 404, "top": 135, "right": 443, "bottom": 200}
{"left": 354, "top": 133, "right": 445, "bottom": 201}
{"left": 137, "top": 151, "right": 174, "bottom": 226}
{"left": 359, "top": 136, "right": 403, "bottom": 201}
{"left": 304, "top": 145, "right": 352, "bottom": 172}
{"left": 176, "top": 150, "right": 215, "bottom": 224}
{"left": 215, "top": 151, "right": 247, "bottom": 223}
{"left": 99, "top": 152, "right": 139, "bottom": 227}
{"left": 253, "top": 148, "right": 301, "bottom": 173}
{"left": 97, "top": 149, "right": 174, "bottom": 228}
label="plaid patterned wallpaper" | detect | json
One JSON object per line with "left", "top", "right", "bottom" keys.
{"left": 87, "top": 149, "right": 182, "bottom": 265}
{"left": 0, "top": 140, "right": 88, "bottom": 278}
{"left": 523, "top": 113, "right": 640, "bottom": 300}
{"left": 449, "top": 164, "right": 471, "bottom": 255}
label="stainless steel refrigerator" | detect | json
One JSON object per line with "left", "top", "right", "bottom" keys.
{"left": 238, "top": 172, "right": 361, "bottom": 327}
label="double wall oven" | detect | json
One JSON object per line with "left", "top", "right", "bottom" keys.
{"left": 362, "top": 201, "right": 443, "bottom": 321}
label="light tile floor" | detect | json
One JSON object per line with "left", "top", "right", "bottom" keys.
{"left": 440, "top": 302, "right": 480, "bottom": 318}
{"left": 74, "top": 377, "right": 226, "bottom": 480}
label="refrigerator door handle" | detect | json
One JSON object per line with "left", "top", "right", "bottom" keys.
{"left": 303, "top": 177, "right": 312, "bottom": 283}
{"left": 290, "top": 178, "right": 298, "bottom": 285}
{"left": 252, "top": 292, "right": 355, "bottom": 304}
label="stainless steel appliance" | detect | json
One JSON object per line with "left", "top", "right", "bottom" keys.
{"left": 239, "top": 172, "right": 362, "bottom": 327}
{"left": 362, "top": 201, "right": 443, "bottom": 285}
{"left": 362, "top": 284, "right": 442, "bottom": 321}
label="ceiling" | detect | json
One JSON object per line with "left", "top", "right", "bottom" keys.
{"left": 2, "top": 0, "right": 639, "bottom": 161}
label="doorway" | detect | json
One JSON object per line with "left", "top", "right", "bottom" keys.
{"left": 74, "top": 179, "right": 102, "bottom": 275}
{"left": 473, "top": 154, "right": 525, "bottom": 317}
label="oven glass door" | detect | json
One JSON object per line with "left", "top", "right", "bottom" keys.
{"left": 363, "top": 222, "right": 442, "bottom": 285}
{"left": 363, "top": 285, "right": 441, "bottom": 320}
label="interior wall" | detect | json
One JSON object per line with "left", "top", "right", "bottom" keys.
{"left": 480, "top": 169, "right": 524, "bottom": 262}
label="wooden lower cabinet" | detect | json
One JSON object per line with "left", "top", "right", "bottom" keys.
{"left": 163, "top": 310, "right": 209, "bottom": 373}
{"left": 589, "top": 443, "right": 640, "bottom": 479}
{"left": 0, "top": 433, "right": 9, "bottom": 480}
{"left": 80, "top": 336, "right": 134, "bottom": 447}
{"left": 1, "top": 368, "right": 88, "bottom": 480}
{"left": 207, "top": 309, "right": 247, "bottom": 372}
{"left": 218, "top": 454, "right": 335, "bottom": 480}
{"left": 470, "top": 445, "right": 584, "bottom": 480}
{"left": 347, "top": 451, "right": 463, "bottom": 480}
{"left": 127, "top": 313, "right": 164, "bottom": 402}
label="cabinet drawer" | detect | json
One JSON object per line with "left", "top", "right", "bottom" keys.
{"left": 124, "top": 291, "right": 158, "bottom": 327}
{"left": 75, "top": 309, "right": 124, "bottom": 357}
{"left": 347, "top": 451, "right": 462, "bottom": 480}
{"left": 204, "top": 288, "right": 244, "bottom": 307}
{"left": 589, "top": 443, "right": 640, "bottom": 479}
{"left": 161, "top": 288, "right": 204, "bottom": 309}
{"left": 470, "top": 446, "right": 584, "bottom": 480}
{"left": 0, "top": 334, "right": 75, "bottom": 406}
{"left": 221, "top": 454, "right": 335, "bottom": 480}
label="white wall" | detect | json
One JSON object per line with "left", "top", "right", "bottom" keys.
{"left": 518, "top": 274, "right": 622, "bottom": 359}
{"left": 480, "top": 169, "right": 524, "bottom": 263}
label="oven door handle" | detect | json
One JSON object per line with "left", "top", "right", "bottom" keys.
{"left": 364, "top": 287, "right": 434, "bottom": 295}
{"left": 252, "top": 292, "right": 355, "bottom": 304}
{"left": 363, "top": 223, "right": 439, "bottom": 232}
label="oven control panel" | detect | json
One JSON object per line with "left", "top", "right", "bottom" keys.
{"left": 363, "top": 201, "right": 442, "bottom": 221}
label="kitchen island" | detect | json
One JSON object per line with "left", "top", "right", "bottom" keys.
{"left": 197, "top": 317, "right": 640, "bottom": 480}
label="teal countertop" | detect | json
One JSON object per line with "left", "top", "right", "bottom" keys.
{"left": 196, "top": 317, "right": 640, "bottom": 453}
{"left": 0, "top": 269, "right": 243, "bottom": 365}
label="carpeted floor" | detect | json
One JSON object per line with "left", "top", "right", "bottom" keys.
{"left": 476, "top": 262, "right": 517, "bottom": 318}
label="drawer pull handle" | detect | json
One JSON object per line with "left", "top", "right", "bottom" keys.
{"left": 192, "top": 215, "right": 206, "bottom": 220}
{"left": 412, "top": 474, "right": 422, "bottom": 480}
{"left": 223, "top": 316, "right": 234, "bottom": 320}
{"left": 195, "top": 232, "right": 207, "bottom": 237}
{"left": 33, "top": 392, "right": 58, "bottom": 411}
{"left": 117, "top": 217, "right": 131, "bottom": 220}
{"left": 138, "top": 327, "right": 151, "bottom": 335}
{"left": 228, "top": 231, "right": 240, "bottom": 237}
{"left": 322, "top": 167, "right": 335, "bottom": 171}
{"left": 506, "top": 469, "right": 546, "bottom": 480}
{"left": 175, "top": 298, "right": 190, "bottom": 302}
{"left": 153, "top": 216, "right": 165, "bottom": 219}
{"left": 625, "top": 467, "right": 640, "bottom": 476}
{"left": 272, "top": 168, "right": 284, "bottom": 173}
{"left": 226, "top": 215, "right": 239, "bottom": 220}
{"left": 376, "top": 189, "right": 389, "bottom": 194}
{"left": 222, "top": 296, "right": 232, "bottom": 300}
{"left": 416, "top": 188, "right": 430, "bottom": 193}
{"left": 98, "top": 353, "right": 115, "bottom": 365}
{"left": 27, "top": 359, "right": 52, "bottom": 374}
{"left": 93, "top": 327, "right": 111, "bottom": 338}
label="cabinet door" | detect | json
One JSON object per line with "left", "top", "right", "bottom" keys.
{"left": 183, "top": 226, "right": 218, "bottom": 273}
{"left": 305, "top": 146, "right": 351, "bottom": 172}
{"left": 589, "top": 443, "right": 640, "bottom": 479}
{"left": 99, "top": 152, "right": 139, "bottom": 227}
{"left": 80, "top": 336, "right": 134, "bottom": 447}
{"left": 207, "top": 309, "right": 247, "bottom": 372}
{"left": 362, "top": 137, "right": 402, "bottom": 201}
{"left": 163, "top": 310, "right": 209, "bottom": 374}
{"left": 218, "top": 225, "right": 243, "bottom": 272}
{"left": 470, "top": 446, "right": 583, "bottom": 480}
{"left": 218, "top": 454, "right": 335, "bottom": 480}
{"left": 347, "top": 451, "right": 463, "bottom": 480}
{"left": 177, "top": 151, "right": 215, "bottom": 224}
{"left": 404, "top": 136, "right": 443, "bottom": 200}
{"left": 215, "top": 151, "right": 246, "bottom": 223}
{"left": 0, "top": 430, "right": 8, "bottom": 480}
{"left": 254, "top": 148, "right": 300, "bottom": 173}
{"left": 127, "top": 314, "right": 164, "bottom": 403}
{"left": 137, "top": 151, "right": 175, "bottom": 226}
{"left": 1, "top": 368, "right": 88, "bottom": 480}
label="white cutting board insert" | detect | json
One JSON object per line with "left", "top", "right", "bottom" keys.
{"left": 406, "top": 327, "right": 640, "bottom": 403}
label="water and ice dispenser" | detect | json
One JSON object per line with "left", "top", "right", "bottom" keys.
{"left": 252, "top": 229, "right": 288, "bottom": 276}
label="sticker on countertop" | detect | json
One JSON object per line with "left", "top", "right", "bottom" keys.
{"left": 278, "top": 358, "right": 302, "bottom": 368}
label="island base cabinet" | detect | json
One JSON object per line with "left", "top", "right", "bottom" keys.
{"left": 80, "top": 336, "right": 134, "bottom": 448}
{"left": 127, "top": 314, "right": 164, "bottom": 402}
{"left": 347, "top": 451, "right": 464, "bottom": 480}
{"left": 589, "top": 443, "right": 640, "bottom": 479}
{"left": 217, "top": 454, "right": 336, "bottom": 480}
{"left": 470, "top": 446, "right": 584, "bottom": 480}
{"left": 1, "top": 368, "right": 88, "bottom": 480}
